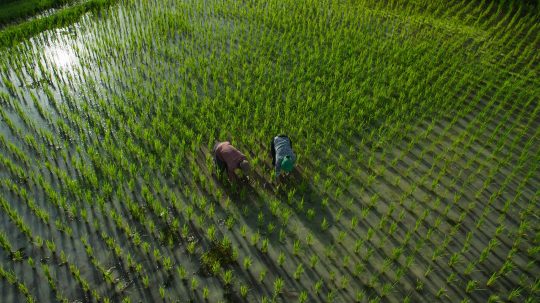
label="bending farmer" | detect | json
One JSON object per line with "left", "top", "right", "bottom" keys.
{"left": 213, "top": 141, "right": 251, "bottom": 182}
{"left": 270, "top": 134, "right": 296, "bottom": 180}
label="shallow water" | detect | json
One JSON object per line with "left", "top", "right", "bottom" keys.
{"left": 0, "top": 0, "right": 538, "bottom": 302}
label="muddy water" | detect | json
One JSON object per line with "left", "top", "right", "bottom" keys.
{"left": 0, "top": 0, "right": 539, "bottom": 302}
{"left": 0, "top": 2, "right": 206, "bottom": 302}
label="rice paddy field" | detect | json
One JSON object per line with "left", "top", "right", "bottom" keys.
{"left": 0, "top": 0, "right": 539, "bottom": 302}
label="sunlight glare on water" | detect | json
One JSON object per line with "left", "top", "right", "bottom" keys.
{"left": 44, "top": 44, "right": 78, "bottom": 70}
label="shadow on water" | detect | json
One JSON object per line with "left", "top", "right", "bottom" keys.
{"left": 272, "top": 166, "right": 338, "bottom": 244}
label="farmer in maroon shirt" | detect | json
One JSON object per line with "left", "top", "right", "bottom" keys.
{"left": 213, "top": 141, "right": 251, "bottom": 182}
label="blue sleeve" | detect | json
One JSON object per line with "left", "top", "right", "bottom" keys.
{"left": 275, "top": 157, "right": 281, "bottom": 176}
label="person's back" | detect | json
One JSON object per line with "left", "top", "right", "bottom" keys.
{"left": 214, "top": 141, "right": 249, "bottom": 182}
{"left": 271, "top": 135, "right": 296, "bottom": 178}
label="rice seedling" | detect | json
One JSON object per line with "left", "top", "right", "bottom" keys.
{"left": 142, "top": 275, "right": 149, "bottom": 288}
{"left": 258, "top": 268, "right": 267, "bottom": 283}
{"left": 159, "top": 285, "right": 165, "bottom": 299}
{"left": 240, "top": 284, "right": 249, "bottom": 298}
{"left": 298, "top": 291, "right": 308, "bottom": 303}
{"left": 261, "top": 238, "right": 269, "bottom": 254}
{"left": 273, "top": 277, "right": 284, "bottom": 297}
{"left": 293, "top": 264, "right": 304, "bottom": 280}
{"left": 243, "top": 256, "right": 252, "bottom": 270}
{"left": 176, "top": 265, "right": 188, "bottom": 281}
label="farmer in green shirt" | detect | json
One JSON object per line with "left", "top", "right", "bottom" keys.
{"left": 270, "top": 134, "right": 296, "bottom": 181}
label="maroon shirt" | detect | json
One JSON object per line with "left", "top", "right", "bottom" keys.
{"left": 215, "top": 142, "right": 246, "bottom": 181}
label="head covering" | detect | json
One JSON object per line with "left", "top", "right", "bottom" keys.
{"left": 281, "top": 156, "right": 294, "bottom": 173}
{"left": 238, "top": 160, "right": 251, "bottom": 176}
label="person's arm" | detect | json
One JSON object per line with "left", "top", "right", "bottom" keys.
{"left": 270, "top": 138, "right": 276, "bottom": 165}
{"left": 275, "top": 157, "right": 281, "bottom": 178}
{"left": 227, "top": 167, "right": 236, "bottom": 182}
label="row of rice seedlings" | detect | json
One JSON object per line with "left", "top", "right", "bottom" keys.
{"left": 346, "top": 77, "right": 532, "bottom": 300}
{"left": 422, "top": 80, "right": 526, "bottom": 200}
{"left": 0, "top": 105, "right": 116, "bottom": 302}
{"left": 378, "top": 69, "right": 481, "bottom": 189}
{"left": 1, "top": 76, "right": 247, "bottom": 302}
{"left": 1, "top": 0, "right": 536, "bottom": 302}
{"left": 86, "top": 191, "right": 199, "bottom": 300}
{"left": 304, "top": 39, "right": 479, "bottom": 199}
{"left": 54, "top": 158, "right": 196, "bottom": 300}
{"left": 0, "top": 196, "right": 33, "bottom": 240}
{"left": 247, "top": 0, "right": 532, "bottom": 296}
{"left": 423, "top": 102, "right": 535, "bottom": 298}
{"left": 105, "top": 165, "right": 239, "bottom": 300}
{"left": 483, "top": 4, "right": 539, "bottom": 67}
{"left": 423, "top": 115, "right": 527, "bottom": 294}
{"left": 16, "top": 7, "right": 322, "bottom": 303}
{"left": 1, "top": 178, "right": 50, "bottom": 224}
{"left": 0, "top": 263, "right": 36, "bottom": 303}
{"left": 1, "top": 95, "right": 63, "bottom": 162}
{"left": 0, "top": 193, "right": 99, "bottom": 301}
{"left": 116, "top": 0, "right": 536, "bottom": 300}
{"left": 32, "top": 8, "right": 528, "bottom": 303}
